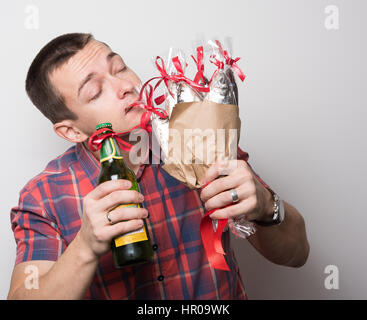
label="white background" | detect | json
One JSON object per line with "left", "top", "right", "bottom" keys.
{"left": 0, "top": 0, "right": 366, "bottom": 299}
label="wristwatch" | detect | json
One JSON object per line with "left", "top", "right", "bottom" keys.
{"left": 254, "top": 189, "right": 285, "bottom": 226}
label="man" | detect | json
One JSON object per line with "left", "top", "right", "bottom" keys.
{"left": 8, "top": 33, "right": 309, "bottom": 300}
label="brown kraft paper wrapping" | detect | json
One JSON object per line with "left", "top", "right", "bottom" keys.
{"left": 162, "top": 101, "right": 241, "bottom": 189}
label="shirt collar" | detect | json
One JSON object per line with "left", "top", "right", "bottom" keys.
{"left": 76, "top": 142, "right": 100, "bottom": 186}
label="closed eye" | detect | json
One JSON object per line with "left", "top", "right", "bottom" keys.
{"left": 116, "top": 66, "right": 127, "bottom": 73}
{"left": 90, "top": 90, "right": 102, "bottom": 101}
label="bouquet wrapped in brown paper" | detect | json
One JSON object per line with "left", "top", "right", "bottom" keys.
{"left": 163, "top": 100, "right": 241, "bottom": 189}
{"left": 134, "top": 39, "right": 255, "bottom": 240}
{"left": 158, "top": 40, "right": 244, "bottom": 189}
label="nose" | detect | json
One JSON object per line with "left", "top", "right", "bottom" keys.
{"left": 111, "top": 76, "right": 136, "bottom": 100}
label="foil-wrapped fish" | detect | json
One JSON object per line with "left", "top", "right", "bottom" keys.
{"left": 205, "top": 67, "right": 237, "bottom": 106}
{"left": 149, "top": 80, "right": 175, "bottom": 161}
{"left": 154, "top": 80, "right": 205, "bottom": 161}
{"left": 151, "top": 113, "right": 169, "bottom": 161}
{"left": 225, "top": 67, "right": 238, "bottom": 106}
{"left": 166, "top": 79, "right": 179, "bottom": 117}
{"left": 177, "top": 81, "right": 204, "bottom": 103}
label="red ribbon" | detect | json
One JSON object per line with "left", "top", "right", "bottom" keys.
{"left": 191, "top": 46, "right": 206, "bottom": 85}
{"left": 88, "top": 79, "right": 170, "bottom": 153}
{"left": 171, "top": 56, "right": 186, "bottom": 75}
{"left": 208, "top": 55, "right": 225, "bottom": 84}
{"left": 130, "top": 84, "right": 168, "bottom": 131}
{"left": 168, "top": 55, "right": 210, "bottom": 92}
{"left": 200, "top": 181, "right": 230, "bottom": 271}
{"left": 223, "top": 50, "right": 246, "bottom": 82}
{"left": 143, "top": 56, "right": 210, "bottom": 106}
{"left": 88, "top": 128, "right": 135, "bottom": 152}
{"left": 210, "top": 40, "right": 246, "bottom": 81}
{"left": 210, "top": 56, "right": 225, "bottom": 70}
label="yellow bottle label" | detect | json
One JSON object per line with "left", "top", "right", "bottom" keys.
{"left": 113, "top": 203, "right": 148, "bottom": 247}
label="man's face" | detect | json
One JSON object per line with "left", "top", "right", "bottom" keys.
{"left": 50, "top": 40, "right": 144, "bottom": 137}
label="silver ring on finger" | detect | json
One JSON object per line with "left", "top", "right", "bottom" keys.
{"left": 230, "top": 188, "right": 240, "bottom": 203}
{"left": 106, "top": 211, "right": 114, "bottom": 225}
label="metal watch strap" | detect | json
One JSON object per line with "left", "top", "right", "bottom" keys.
{"left": 254, "top": 189, "right": 284, "bottom": 226}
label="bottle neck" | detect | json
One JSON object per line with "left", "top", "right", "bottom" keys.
{"left": 99, "top": 136, "right": 123, "bottom": 163}
{"left": 94, "top": 130, "right": 140, "bottom": 174}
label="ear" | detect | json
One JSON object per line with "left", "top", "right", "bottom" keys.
{"left": 53, "top": 120, "right": 89, "bottom": 143}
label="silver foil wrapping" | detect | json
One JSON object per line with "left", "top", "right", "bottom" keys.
{"left": 204, "top": 67, "right": 237, "bottom": 106}
{"left": 204, "top": 52, "right": 255, "bottom": 238}
{"left": 167, "top": 80, "right": 179, "bottom": 117}
{"left": 225, "top": 67, "right": 239, "bottom": 106}
{"left": 152, "top": 74, "right": 205, "bottom": 161}
{"left": 148, "top": 43, "right": 254, "bottom": 238}
{"left": 151, "top": 113, "right": 169, "bottom": 161}
{"left": 150, "top": 80, "right": 177, "bottom": 161}
{"left": 177, "top": 81, "right": 204, "bottom": 103}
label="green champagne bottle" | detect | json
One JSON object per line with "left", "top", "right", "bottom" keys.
{"left": 96, "top": 123, "right": 153, "bottom": 268}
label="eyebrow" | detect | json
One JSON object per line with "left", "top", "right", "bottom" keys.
{"left": 77, "top": 51, "right": 119, "bottom": 97}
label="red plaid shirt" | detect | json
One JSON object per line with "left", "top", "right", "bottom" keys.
{"left": 10, "top": 142, "right": 254, "bottom": 300}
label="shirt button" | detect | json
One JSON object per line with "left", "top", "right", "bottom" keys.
{"left": 152, "top": 244, "right": 158, "bottom": 251}
{"left": 157, "top": 275, "right": 164, "bottom": 282}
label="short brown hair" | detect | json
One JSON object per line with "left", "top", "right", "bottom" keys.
{"left": 26, "top": 33, "right": 94, "bottom": 124}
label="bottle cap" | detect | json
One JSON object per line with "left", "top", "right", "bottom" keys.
{"left": 96, "top": 123, "right": 113, "bottom": 130}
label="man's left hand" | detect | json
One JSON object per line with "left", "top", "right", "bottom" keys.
{"left": 200, "top": 159, "right": 274, "bottom": 223}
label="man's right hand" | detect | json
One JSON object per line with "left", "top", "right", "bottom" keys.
{"left": 76, "top": 179, "right": 148, "bottom": 261}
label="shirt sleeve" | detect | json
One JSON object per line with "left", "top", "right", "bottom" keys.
{"left": 10, "top": 187, "right": 66, "bottom": 265}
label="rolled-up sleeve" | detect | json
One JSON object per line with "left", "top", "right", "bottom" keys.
{"left": 10, "top": 188, "right": 65, "bottom": 265}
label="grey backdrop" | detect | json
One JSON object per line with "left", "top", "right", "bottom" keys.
{"left": 0, "top": 0, "right": 366, "bottom": 299}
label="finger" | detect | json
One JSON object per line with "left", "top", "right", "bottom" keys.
{"left": 203, "top": 159, "right": 239, "bottom": 185}
{"left": 106, "top": 207, "right": 148, "bottom": 225}
{"left": 98, "top": 190, "right": 144, "bottom": 212}
{"left": 204, "top": 184, "right": 255, "bottom": 212}
{"left": 101, "top": 219, "right": 145, "bottom": 241}
{"left": 90, "top": 179, "right": 132, "bottom": 200}
{"left": 201, "top": 173, "right": 245, "bottom": 203}
{"left": 209, "top": 196, "right": 257, "bottom": 220}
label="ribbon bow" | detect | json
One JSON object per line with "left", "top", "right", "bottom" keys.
{"left": 130, "top": 84, "right": 168, "bottom": 130}
{"left": 143, "top": 55, "right": 210, "bottom": 106}
{"left": 88, "top": 84, "right": 169, "bottom": 152}
{"left": 88, "top": 128, "right": 134, "bottom": 153}
{"left": 213, "top": 40, "right": 246, "bottom": 82}
{"left": 191, "top": 46, "right": 206, "bottom": 85}
{"left": 223, "top": 50, "right": 246, "bottom": 82}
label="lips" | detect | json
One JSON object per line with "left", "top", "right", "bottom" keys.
{"left": 124, "top": 105, "right": 134, "bottom": 114}
{"left": 124, "top": 96, "right": 146, "bottom": 115}
{"left": 123, "top": 97, "right": 139, "bottom": 115}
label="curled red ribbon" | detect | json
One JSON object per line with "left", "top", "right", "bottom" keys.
{"left": 200, "top": 181, "right": 230, "bottom": 271}
{"left": 212, "top": 40, "right": 246, "bottom": 82}
{"left": 88, "top": 83, "right": 169, "bottom": 154}
{"left": 208, "top": 55, "right": 225, "bottom": 84}
{"left": 88, "top": 128, "right": 134, "bottom": 152}
{"left": 223, "top": 50, "right": 246, "bottom": 82}
{"left": 130, "top": 84, "right": 168, "bottom": 131}
{"left": 191, "top": 46, "right": 206, "bottom": 85}
{"left": 210, "top": 56, "right": 225, "bottom": 70}
{"left": 142, "top": 55, "right": 210, "bottom": 106}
